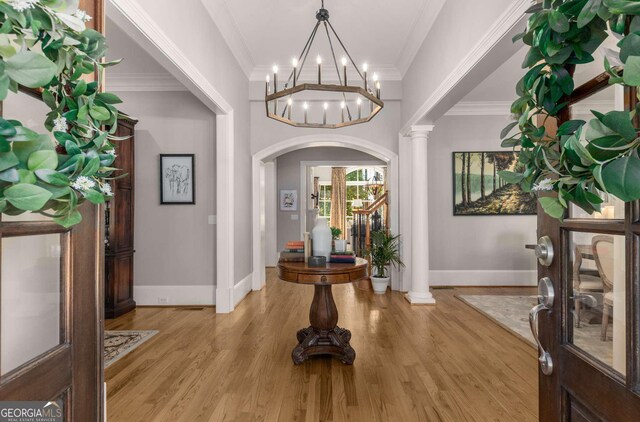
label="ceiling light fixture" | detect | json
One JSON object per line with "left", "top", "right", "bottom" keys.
{"left": 265, "top": 0, "right": 383, "bottom": 129}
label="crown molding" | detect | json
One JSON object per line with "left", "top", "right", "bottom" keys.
{"left": 250, "top": 63, "right": 402, "bottom": 83}
{"left": 444, "top": 100, "right": 615, "bottom": 116}
{"left": 446, "top": 101, "right": 512, "bottom": 116}
{"left": 106, "top": 73, "right": 188, "bottom": 92}
{"left": 201, "top": 0, "right": 254, "bottom": 79}
{"left": 396, "top": 0, "right": 447, "bottom": 77}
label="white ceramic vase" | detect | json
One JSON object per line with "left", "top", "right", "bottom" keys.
{"left": 312, "top": 218, "right": 332, "bottom": 260}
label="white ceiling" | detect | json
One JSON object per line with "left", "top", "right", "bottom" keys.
{"left": 202, "top": 0, "right": 446, "bottom": 81}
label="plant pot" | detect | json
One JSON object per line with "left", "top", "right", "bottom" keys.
{"left": 371, "top": 276, "right": 390, "bottom": 294}
{"left": 334, "top": 239, "right": 347, "bottom": 252}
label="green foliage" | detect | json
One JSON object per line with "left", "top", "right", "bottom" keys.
{"left": 501, "top": 0, "right": 640, "bottom": 219}
{"left": 330, "top": 226, "right": 342, "bottom": 240}
{"left": 365, "top": 231, "right": 404, "bottom": 278}
{"left": 0, "top": 0, "right": 124, "bottom": 226}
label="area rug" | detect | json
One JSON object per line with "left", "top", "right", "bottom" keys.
{"left": 457, "top": 295, "right": 613, "bottom": 367}
{"left": 104, "top": 330, "right": 158, "bottom": 368}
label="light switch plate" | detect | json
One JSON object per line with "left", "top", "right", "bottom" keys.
{"left": 208, "top": 215, "right": 216, "bottom": 225}
{"left": 291, "top": 214, "right": 299, "bottom": 221}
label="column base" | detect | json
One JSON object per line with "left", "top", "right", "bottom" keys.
{"left": 404, "top": 291, "right": 436, "bottom": 305}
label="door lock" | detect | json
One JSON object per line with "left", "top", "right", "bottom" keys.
{"left": 535, "top": 236, "right": 554, "bottom": 267}
{"left": 530, "top": 277, "right": 555, "bottom": 376}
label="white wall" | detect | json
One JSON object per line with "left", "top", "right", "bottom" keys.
{"left": 115, "top": 91, "right": 217, "bottom": 305}
{"left": 401, "top": 0, "right": 520, "bottom": 126}
{"left": 428, "top": 115, "right": 537, "bottom": 286}
{"left": 130, "top": 0, "right": 253, "bottom": 289}
{"left": 275, "top": 147, "right": 384, "bottom": 250}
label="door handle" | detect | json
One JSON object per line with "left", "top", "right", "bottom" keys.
{"left": 530, "top": 277, "right": 554, "bottom": 375}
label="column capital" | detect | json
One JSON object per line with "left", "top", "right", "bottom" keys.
{"left": 408, "top": 125, "right": 435, "bottom": 140}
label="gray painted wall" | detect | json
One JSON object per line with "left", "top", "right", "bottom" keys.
{"left": 428, "top": 115, "right": 537, "bottom": 277}
{"left": 276, "top": 147, "right": 384, "bottom": 251}
{"left": 117, "top": 91, "right": 216, "bottom": 288}
{"left": 135, "top": 0, "right": 252, "bottom": 285}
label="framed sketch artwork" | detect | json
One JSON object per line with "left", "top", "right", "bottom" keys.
{"left": 160, "top": 154, "right": 195, "bottom": 204}
{"left": 280, "top": 190, "right": 297, "bottom": 211}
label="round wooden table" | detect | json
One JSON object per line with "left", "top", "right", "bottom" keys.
{"left": 278, "top": 258, "right": 369, "bottom": 365}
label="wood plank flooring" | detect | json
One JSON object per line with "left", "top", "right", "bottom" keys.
{"left": 105, "top": 269, "right": 538, "bottom": 421}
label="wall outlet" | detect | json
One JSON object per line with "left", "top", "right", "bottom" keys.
{"left": 291, "top": 214, "right": 299, "bottom": 221}
{"left": 208, "top": 215, "right": 216, "bottom": 225}
{"left": 157, "top": 297, "right": 169, "bottom": 304}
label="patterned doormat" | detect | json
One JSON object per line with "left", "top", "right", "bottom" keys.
{"left": 104, "top": 330, "right": 158, "bottom": 368}
{"left": 457, "top": 295, "right": 613, "bottom": 367}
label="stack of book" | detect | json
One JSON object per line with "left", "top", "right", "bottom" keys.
{"left": 329, "top": 251, "right": 356, "bottom": 264}
{"left": 280, "top": 241, "right": 305, "bottom": 262}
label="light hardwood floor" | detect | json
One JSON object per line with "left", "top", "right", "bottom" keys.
{"left": 106, "top": 269, "right": 538, "bottom": 421}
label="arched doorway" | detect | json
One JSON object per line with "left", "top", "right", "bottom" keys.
{"left": 251, "top": 135, "right": 400, "bottom": 292}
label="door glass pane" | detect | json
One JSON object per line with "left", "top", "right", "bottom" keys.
{"left": 1, "top": 234, "right": 63, "bottom": 376}
{"left": 569, "top": 194, "right": 625, "bottom": 220}
{"left": 568, "top": 232, "right": 626, "bottom": 377}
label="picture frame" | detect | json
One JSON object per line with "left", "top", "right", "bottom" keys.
{"left": 280, "top": 189, "right": 298, "bottom": 211}
{"left": 160, "top": 154, "right": 195, "bottom": 205}
{"left": 452, "top": 151, "right": 536, "bottom": 216}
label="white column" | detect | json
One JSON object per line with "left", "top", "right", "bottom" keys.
{"left": 405, "top": 125, "right": 436, "bottom": 305}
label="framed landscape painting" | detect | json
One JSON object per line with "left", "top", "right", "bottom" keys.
{"left": 160, "top": 154, "right": 195, "bottom": 205}
{"left": 452, "top": 151, "right": 536, "bottom": 216}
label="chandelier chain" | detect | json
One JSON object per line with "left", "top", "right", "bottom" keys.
{"left": 324, "top": 21, "right": 353, "bottom": 120}
{"left": 326, "top": 20, "right": 365, "bottom": 81}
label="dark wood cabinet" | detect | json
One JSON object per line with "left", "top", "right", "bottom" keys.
{"left": 105, "top": 116, "right": 137, "bottom": 319}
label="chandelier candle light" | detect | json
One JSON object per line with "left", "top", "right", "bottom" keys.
{"left": 265, "top": 0, "right": 384, "bottom": 129}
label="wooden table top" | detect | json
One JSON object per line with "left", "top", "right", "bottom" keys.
{"left": 278, "top": 258, "right": 369, "bottom": 285}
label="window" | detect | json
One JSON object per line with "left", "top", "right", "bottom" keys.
{"left": 316, "top": 167, "right": 385, "bottom": 226}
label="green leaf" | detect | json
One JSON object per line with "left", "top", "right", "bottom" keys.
{"left": 34, "top": 169, "right": 70, "bottom": 186}
{"left": 0, "top": 118, "right": 17, "bottom": 137}
{"left": 13, "top": 135, "right": 54, "bottom": 163}
{"left": 4, "top": 51, "right": 57, "bottom": 88}
{"left": 96, "top": 92, "right": 122, "bottom": 104}
{"left": 578, "top": 0, "right": 603, "bottom": 28}
{"left": 623, "top": 56, "right": 640, "bottom": 86}
{"left": 17, "top": 169, "right": 36, "bottom": 184}
{"left": 3, "top": 183, "right": 53, "bottom": 211}
{"left": 0, "top": 167, "right": 18, "bottom": 182}
{"left": 620, "top": 33, "right": 640, "bottom": 63}
{"left": 27, "top": 150, "right": 58, "bottom": 171}
{"left": 71, "top": 80, "right": 87, "bottom": 97}
{"left": 64, "top": 140, "right": 82, "bottom": 156}
{"left": 42, "top": 89, "right": 57, "bottom": 109}
{"left": 558, "top": 120, "right": 586, "bottom": 136}
{"left": 0, "top": 151, "right": 19, "bottom": 171}
{"left": 89, "top": 105, "right": 110, "bottom": 121}
{"left": 549, "top": 10, "right": 570, "bottom": 33}
{"left": 82, "top": 189, "right": 104, "bottom": 204}
{"left": 539, "top": 196, "right": 566, "bottom": 219}
{"left": 80, "top": 156, "right": 100, "bottom": 177}
{"left": 7, "top": 126, "right": 39, "bottom": 142}
{"left": 500, "top": 121, "right": 519, "bottom": 139}
{"left": 601, "top": 155, "right": 640, "bottom": 201}
{"left": 602, "top": 110, "right": 637, "bottom": 141}
{"left": 54, "top": 209, "right": 82, "bottom": 228}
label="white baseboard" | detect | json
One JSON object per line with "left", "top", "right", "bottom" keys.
{"left": 234, "top": 273, "right": 252, "bottom": 307}
{"left": 134, "top": 285, "right": 216, "bottom": 306}
{"left": 429, "top": 270, "right": 537, "bottom": 286}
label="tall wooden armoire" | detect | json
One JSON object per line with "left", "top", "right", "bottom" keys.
{"left": 105, "top": 116, "right": 138, "bottom": 318}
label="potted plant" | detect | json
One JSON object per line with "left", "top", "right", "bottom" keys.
{"left": 366, "top": 231, "right": 404, "bottom": 294}
{"left": 330, "top": 226, "right": 347, "bottom": 252}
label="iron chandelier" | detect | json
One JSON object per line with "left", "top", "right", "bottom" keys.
{"left": 265, "top": 0, "right": 384, "bottom": 129}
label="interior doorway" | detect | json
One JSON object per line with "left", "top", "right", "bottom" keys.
{"left": 252, "top": 135, "right": 400, "bottom": 292}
